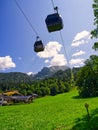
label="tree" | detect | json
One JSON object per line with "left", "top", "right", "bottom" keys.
{"left": 76, "top": 65, "right": 98, "bottom": 97}
{"left": 76, "top": 0, "right": 98, "bottom": 98}
{"left": 76, "top": 55, "right": 98, "bottom": 98}
{"left": 92, "top": 42, "right": 98, "bottom": 51}
{"left": 50, "top": 83, "right": 59, "bottom": 96}
{"left": 85, "top": 55, "right": 98, "bottom": 74}
{"left": 91, "top": 0, "right": 98, "bottom": 50}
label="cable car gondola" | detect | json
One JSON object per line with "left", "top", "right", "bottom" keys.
{"left": 45, "top": 7, "right": 63, "bottom": 32}
{"left": 34, "top": 36, "right": 44, "bottom": 52}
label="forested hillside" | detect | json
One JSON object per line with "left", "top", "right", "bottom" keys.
{"left": 0, "top": 67, "right": 80, "bottom": 96}
{"left": 0, "top": 72, "right": 33, "bottom": 83}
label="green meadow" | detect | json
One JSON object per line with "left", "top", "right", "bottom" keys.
{"left": 0, "top": 90, "right": 98, "bottom": 130}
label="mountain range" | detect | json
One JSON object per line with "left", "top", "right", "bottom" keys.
{"left": 32, "top": 65, "right": 69, "bottom": 80}
{"left": 0, "top": 66, "right": 80, "bottom": 84}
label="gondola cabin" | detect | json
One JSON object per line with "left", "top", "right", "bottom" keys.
{"left": 45, "top": 13, "right": 63, "bottom": 32}
{"left": 34, "top": 40, "right": 44, "bottom": 52}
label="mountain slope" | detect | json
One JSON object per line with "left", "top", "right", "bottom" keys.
{"left": 33, "top": 66, "right": 69, "bottom": 80}
{"left": 0, "top": 72, "right": 33, "bottom": 84}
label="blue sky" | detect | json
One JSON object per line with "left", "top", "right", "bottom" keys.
{"left": 0, "top": 0, "right": 97, "bottom": 74}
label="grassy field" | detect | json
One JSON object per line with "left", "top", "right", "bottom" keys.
{"left": 0, "top": 90, "right": 98, "bottom": 130}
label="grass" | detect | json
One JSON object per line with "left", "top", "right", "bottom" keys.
{"left": 0, "top": 90, "right": 98, "bottom": 130}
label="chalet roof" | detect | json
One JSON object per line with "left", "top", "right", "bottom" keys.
{"left": 3, "top": 90, "right": 22, "bottom": 96}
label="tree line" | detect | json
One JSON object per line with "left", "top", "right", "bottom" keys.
{"left": 76, "top": 0, "right": 98, "bottom": 97}
{"left": 0, "top": 68, "right": 78, "bottom": 97}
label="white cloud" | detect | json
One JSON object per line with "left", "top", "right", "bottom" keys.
{"left": 0, "top": 56, "right": 16, "bottom": 70}
{"left": 73, "top": 30, "right": 90, "bottom": 42}
{"left": 27, "top": 72, "right": 33, "bottom": 75}
{"left": 37, "top": 41, "right": 62, "bottom": 58}
{"left": 69, "top": 58, "right": 85, "bottom": 66}
{"left": 73, "top": 65, "right": 81, "bottom": 68}
{"left": 45, "top": 59, "right": 49, "bottom": 63}
{"left": 71, "top": 40, "right": 85, "bottom": 47}
{"left": 71, "top": 30, "right": 91, "bottom": 47}
{"left": 50, "top": 54, "right": 67, "bottom": 66}
{"left": 72, "top": 50, "right": 85, "bottom": 57}
{"left": 37, "top": 41, "right": 67, "bottom": 66}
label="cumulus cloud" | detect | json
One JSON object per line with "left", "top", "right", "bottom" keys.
{"left": 27, "top": 72, "right": 33, "bottom": 75}
{"left": 37, "top": 41, "right": 62, "bottom": 58}
{"left": 69, "top": 58, "right": 85, "bottom": 66}
{"left": 45, "top": 59, "right": 49, "bottom": 63}
{"left": 71, "top": 30, "right": 91, "bottom": 47}
{"left": 49, "top": 54, "right": 67, "bottom": 66}
{"left": 37, "top": 41, "right": 67, "bottom": 66}
{"left": 72, "top": 50, "right": 85, "bottom": 57}
{"left": 0, "top": 56, "right": 16, "bottom": 70}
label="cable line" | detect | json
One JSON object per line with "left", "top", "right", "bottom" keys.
{"left": 59, "top": 31, "right": 69, "bottom": 66}
{"left": 59, "top": 31, "right": 75, "bottom": 87}
{"left": 51, "top": 0, "right": 55, "bottom": 11}
{"left": 50, "top": 0, "right": 69, "bottom": 64}
{"left": 14, "top": 0, "right": 45, "bottom": 53}
{"left": 50, "top": 0, "right": 75, "bottom": 86}
{"left": 14, "top": 0, "right": 39, "bottom": 37}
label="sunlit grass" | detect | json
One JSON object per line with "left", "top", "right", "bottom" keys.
{"left": 0, "top": 90, "right": 98, "bottom": 130}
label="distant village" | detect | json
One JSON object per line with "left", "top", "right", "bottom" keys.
{"left": 0, "top": 90, "right": 38, "bottom": 106}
